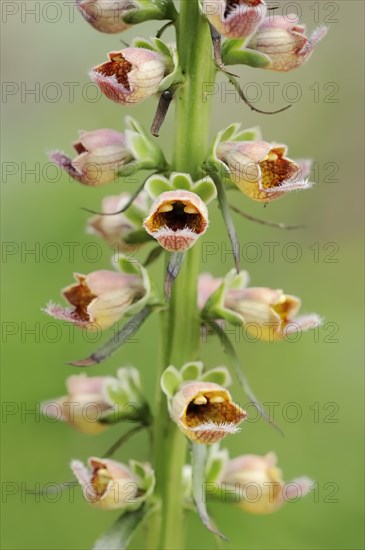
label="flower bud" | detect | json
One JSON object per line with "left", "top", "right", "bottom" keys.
{"left": 76, "top": 0, "right": 134, "bottom": 33}
{"left": 41, "top": 374, "right": 113, "bottom": 434}
{"left": 247, "top": 15, "right": 327, "bottom": 72}
{"left": 202, "top": 0, "right": 267, "bottom": 39}
{"left": 171, "top": 381, "right": 247, "bottom": 444}
{"left": 44, "top": 269, "right": 146, "bottom": 330}
{"left": 71, "top": 457, "right": 139, "bottom": 510}
{"left": 143, "top": 190, "right": 209, "bottom": 252}
{"left": 222, "top": 452, "right": 313, "bottom": 514}
{"left": 217, "top": 140, "right": 312, "bottom": 202}
{"left": 87, "top": 190, "right": 151, "bottom": 249}
{"left": 90, "top": 48, "right": 166, "bottom": 105}
{"left": 49, "top": 128, "right": 133, "bottom": 186}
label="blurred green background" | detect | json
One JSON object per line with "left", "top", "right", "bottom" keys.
{"left": 1, "top": 1, "right": 364, "bottom": 549}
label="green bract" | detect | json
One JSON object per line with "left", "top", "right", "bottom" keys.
{"left": 122, "top": 0, "right": 177, "bottom": 25}
{"left": 204, "top": 123, "right": 262, "bottom": 189}
{"left": 201, "top": 268, "right": 249, "bottom": 326}
{"left": 113, "top": 253, "right": 157, "bottom": 313}
{"left": 145, "top": 172, "right": 217, "bottom": 204}
{"left": 124, "top": 116, "right": 167, "bottom": 171}
{"left": 161, "top": 362, "right": 232, "bottom": 401}
{"left": 101, "top": 367, "right": 151, "bottom": 424}
{"left": 222, "top": 40, "right": 271, "bottom": 68}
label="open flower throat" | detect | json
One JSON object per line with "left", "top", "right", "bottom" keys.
{"left": 64, "top": 276, "right": 96, "bottom": 322}
{"left": 224, "top": 0, "right": 261, "bottom": 18}
{"left": 94, "top": 53, "right": 133, "bottom": 89}
{"left": 91, "top": 462, "right": 113, "bottom": 496}
{"left": 259, "top": 148, "right": 299, "bottom": 189}
{"left": 185, "top": 390, "right": 246, "bottom": 428}
{"left": 145, "top": 200, "right": 207, "bottom": 234}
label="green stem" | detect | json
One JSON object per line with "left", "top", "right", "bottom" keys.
{"left": 149, "top": 2, "right": 216, "bottom": 548}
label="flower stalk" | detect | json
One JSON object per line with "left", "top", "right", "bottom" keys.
{"left": 45, "top": 0, "right": 326, "bottom": 544}
{"left": 151, "top": 3, "right": 216, "bottom": 547}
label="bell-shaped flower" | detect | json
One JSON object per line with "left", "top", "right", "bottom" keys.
{"left": 199, "top": 271, "right": 321, "bottom": 341}
{"left": 44, "top": 268, "right": 146, "bottom": 331}
{"left": 247, "top": 15, "right": 327, "bottom": 72}
{"left": 87, "top": 190, "right": 152, "bottom": 250}
{"left": 221, "top": 452, "right": 313, "bottom": 514}
{"left": 49, "top": 128, "right": 133, "bottom": 186}
{"left": 71, "top": 457, "right": 154, "bottom": 510}
{"left": 171, "top": 381, "right": 246, "bottom": 444}
{"left": 143, "top": 190, "right": 209, "bottom": 252}
{"left": 225, "top": 286, "right": 321, "bottom": 341}
{"left": 72, "top": 457, "right": 136, "bottom": 510}
{"left": 90, "top": 47, "right": 167, "bottom": 105}
{"left": 42, "top": 367, "right": 150, "bottom": 433}
{"left": 217, "top": 140, "right": 312, "bottom": 202}
{"left": 41, "top": 374, "right": 114, "bottom": 434}
{"left": 202, "top": 0, "right": 267, "bottom": 39}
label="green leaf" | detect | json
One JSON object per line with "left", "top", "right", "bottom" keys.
{"left": 67, "top": 306, "right": 153, "bottom": 367}
{"left": 181, "top": 362, "right": 204, "bottom": 381}
{"left": 118, "top": 256, "right": 140, "bottom": 275}
{"left": 171, "top": 172, "right": 192, "bottom": 190}
{"left": 161, "top": 366, "right": 182, "bottom": 398}
{"left": 219, "top": 123, "right": 241, "bottom": 143}
{"left": 130, "top": 460, "right": 147, "bottom": 481}
{"left": 128, "top": 134, "right": 153, "bottom": 160}
{"left": 221, "top": 38, "right": 245, "bottom": 55}
{"left": 233, "top": 126, "right": 262, "bottom": 142}
{"left": 145, "top": 175, "right": 171, "bottom": 198}
{"left": 209, "top": 321, "right": 284, "bottom": 436}
{"left": 191, "top": 443, "right": 228, "bottom": 541}
{"left": 206, "top": 456, "right": 227, "bottom": 485}
{"left": 200, "top": 367, "right": 232, "bottom": 387}
{"left": 124, "top": 228, "right": 153, "bottom": 245}
{"left": 222, "top": 46, "right": 271, "bottom": 68}
{"left": 192, "top": 179, "right": 217, "bottom": 204}
{"left": 129, "top": 461, "right": 155, "bottom": 494}
{"left": 143, "top": 246, "right": 164, "bottom": 267}
{"left": 132, "top": 38, "right": 156, "bottom": 51}
{"left": 93, "top": 504, "right": 154, "bottom": 550}
{"left": 153, "top": 37, "right": 173, "bottom": 59}
{"left": 209, "top": 170, "right": 240, "bottom": 274}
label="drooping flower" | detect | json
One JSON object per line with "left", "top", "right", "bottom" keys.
{"left": 221, "top": 452, "right": 313, "bottom": 514}
{"left": 143, "top": 190, "right": 209, "bottom": 252}
{"left": 76, "top": 0, "right": 133, "bottom": 33}
{"left": 225, "top": 286, "right": 321, "bottom": 341}
{"left": 71, "top": 457, "right": 139, "bottom": 509}
{"left": 49, "top": 128, "right": 133, "bottom": 186}
{"left": 217, "top": 140, "right": 312, "bottom": 202}
{"left": 44, "top": 269, "right": 146, "bottom": 330}
{"left": 41, "top": 374, "right": 114, "bottom": 434}
{"left": 42, "top": 367, "right": 149, "bottom": 432}
{"left": 87, "top": 190, "right": 151, "bottom": 249}
{"left": 247, "top": 15, "right": 327, "bottom": 72}
{"left": 171, "top": 381, "right": 247, "bottom": 444}
{"left": 90, "top": 48, "right": 167, "bottom": 105}
{"left": 199, "top": 271, "right": 322, "bottom": 341}
{"left": 202, "top": 0, "right": 267, "bottom": 39}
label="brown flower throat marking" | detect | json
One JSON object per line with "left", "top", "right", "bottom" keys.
{"left": 148, "top": 201, "right": 206, "bottom": 233}
{"left": 63, "top": 277, "right": 96, "bottom": 321}
{"left": 260, "top": 150, "right": 298, "bottom": 189}
{"left": 185, "top": 391, "right": 246, "bottom": 427}
{"left": 95, "top": 54, "right": 133, "bottom": 90}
